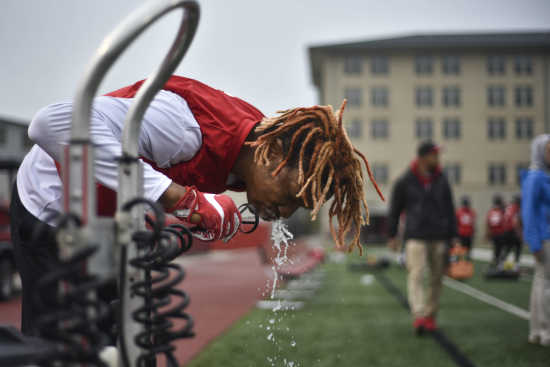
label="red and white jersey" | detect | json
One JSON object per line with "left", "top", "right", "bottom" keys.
{"left": 486, "top": 207, "right": 506, "bottom": 236}
{"left": 456, "top": 207, "right": 476, "bottom": 237}
{"left": 17, "top": 76, "right": 264, "bottom": 225}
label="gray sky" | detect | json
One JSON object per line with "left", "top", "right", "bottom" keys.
{"left": 1, "top": 0, "right": 549, "bottom": 121}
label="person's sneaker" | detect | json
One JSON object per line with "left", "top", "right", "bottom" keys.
{"left": 413, "top": 318, "right": 425, "bottom": 335}
{"left": 423, "top": 316, "right": 437, "bottom": 332}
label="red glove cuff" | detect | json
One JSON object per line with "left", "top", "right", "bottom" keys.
{"left": 168, "top": 186, "right": 198, "bottom": 220}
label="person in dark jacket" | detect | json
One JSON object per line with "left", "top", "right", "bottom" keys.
{"left": 387, "top": 141, "right": 457, "bottom": 335}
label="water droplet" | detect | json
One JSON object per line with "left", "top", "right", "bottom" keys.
{"left": 269, "top": 318, "right": 275, "bottom": 324}
{"left": 290, "top": 340, "right": 296, "bottom": 347}
{"left": 267, "top": 333, "right": 273, "bottom": 341}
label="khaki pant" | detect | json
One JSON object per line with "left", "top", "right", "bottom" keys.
{"left": 530, "top": 241, "right": 550, "bottom": 343}
{"left": 405, "top": 239, "right": 447, "bottom": 319}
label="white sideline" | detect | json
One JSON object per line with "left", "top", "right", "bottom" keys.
{"left": 443, "top": 276, "right": 530, "bottom": 320}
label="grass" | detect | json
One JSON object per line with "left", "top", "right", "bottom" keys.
{"left": 186, "top": 250, "right": 549, "bottom": 367}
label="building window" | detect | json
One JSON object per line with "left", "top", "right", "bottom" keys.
{"left": 344, "top": 55, "right": 362, "bottom": 74}
{"left": 487, "top": 117, "right": 506, "bottom": 140}
{"left": 516, "top": 163, "right": 529, "bottom": 185}
{"left": 0, "top": 126, "right": 6, "bottom": 146}
{"left": 444, "top": 164, "right": 461, "bottom": 185}
{"left": 371, "top": 119, "right": 389, "bottom": 139}
{"left": 372, "top": 163, "right": 389, "bottom": 185}
{"left": 487, "top": 85, "right": 506, "bottom": 107}
{"left": 371, "top": 56, "right": 389, "bottom": 75}
{"left": 415, "top": 56, "right": 433, "bottom": 75}
{"left": 514, "top": 55, "right": 533, "bottom": 75}
{"left": 443, "top": 118, "right": 461, "bottom": 140}
{"left": 415, "top": 118, "right": 433, "bottom": 139}
{"left": 515, "top": 86, "right": 533, "bottom": 107}
{"left": 415, "top": 86, "right": 433, "bottom": 107}
{"left": 442, "top": 86, "right": 460, "bottom": 107}
{"left": 488, "top": 164, "right": 507, "bottom": 186}
{"left": 345, "top": 119, "right": 362, "bottom": 138}
{"left": 487, "top": 55, "right": 506, "bottom": 75}
{"left": 345, "top": 88, "right": 362, "bottom": 107}
{"left": 442, "top": 56, "right": 460, "bottom": 75}
{"left": 371, "top": 87, "right": 389, "bottom": 107}
{"left": 515, "top": 117, "right": 534, "bottom": 139}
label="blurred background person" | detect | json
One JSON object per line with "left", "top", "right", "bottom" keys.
{"left": 456, "top": 196, "right": 476, "bottom": 258}
{"left": 502, "top": 195, "right": 522, "bottom": 271}
{"left": 387, "top": 141, "right": 457, "bottom": 335}
{"left": 521, "top": 134, "right": 550, "bottom": 347}
{"left": 486, "top": 195, "right": 507, "bottom": 268}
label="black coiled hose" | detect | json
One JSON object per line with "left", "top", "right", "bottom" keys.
{"left": 32, "top": 213, "right": 113, "bottom": 366}
{"left": 121, "top": 199, "right": 194, "bottom": 367}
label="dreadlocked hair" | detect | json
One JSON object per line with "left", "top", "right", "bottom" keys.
{"left": 246, "top": 100, "right": 385, "bottom": 255}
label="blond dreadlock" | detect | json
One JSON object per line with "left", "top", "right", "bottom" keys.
{"left": 246, "top": 100, "right": 385, "bottom": 255}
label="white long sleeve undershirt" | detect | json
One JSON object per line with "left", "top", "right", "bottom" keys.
{"left": 17, "top": 90, "right": 202, "bottom": 226}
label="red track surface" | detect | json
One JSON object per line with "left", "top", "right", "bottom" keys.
{"left": 0, "top": 248, "right": 269, "bottom": 366}
{"left": 172, "top": 248, "right": 269, "bottom": 364}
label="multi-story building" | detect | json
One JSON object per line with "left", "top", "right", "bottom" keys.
{"left": 0, "top": 117, "right": 31, "bottom": 200}
{"left": 309, "top": 31, "right": 550, "bottom": 241}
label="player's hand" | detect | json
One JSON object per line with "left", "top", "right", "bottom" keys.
{"left": 169, "top": 186, "right": 241, "bottom": 242}
{"left": 387, "top": 237, "right": 400, "bottom": 252}
{"left": 145, "top": 212, "right": 185, "bottom": 230}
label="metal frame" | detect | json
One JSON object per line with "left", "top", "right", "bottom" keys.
{"left": 63, "top": 0, "right": 200, "bottom": 365}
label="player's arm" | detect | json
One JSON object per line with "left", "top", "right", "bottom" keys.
{"left": 387, "top": 177, "right": 406, "bottom": 251}
{"left": 27, "top": 99, "right": 173, "bottom": 204}
{"left": 443, "top": 177, "right": 458, "bottom": 243}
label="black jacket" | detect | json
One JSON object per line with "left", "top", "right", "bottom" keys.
{"left": 388, "top": 168, "right": 457, "bottom": 241}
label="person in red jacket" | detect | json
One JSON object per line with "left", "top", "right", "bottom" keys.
{"left": 10, "top": 76, "right": 384, "bottom": 335}
{"left": 456, "top": 196, "right": 476, "bottom": 257}
{"left": 486, "top": 195, "right": 507, "bottom": 268}
{"left": 502, "top": 196, "right": 522, "bottom": 269}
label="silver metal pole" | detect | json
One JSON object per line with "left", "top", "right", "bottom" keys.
{"left": 66, "top": 0, "right": 199, "bottom": 223}
{"left": 112, "top": 2, "right": 199, "bottom": 366}
{"left": 66, "top": 0, "right": 199, "bottom": 365}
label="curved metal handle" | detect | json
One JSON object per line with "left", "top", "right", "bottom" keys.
{"left": 121, "top": 1, "right": 199, "bottom": 158}
{"left": 71, "top": 0, "right": 199, "bottom": 141}
{"left": 66, "top": 0, "right": 199, "bottom": 223}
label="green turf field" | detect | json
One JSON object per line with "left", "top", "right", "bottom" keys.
{"left": 187, "top": 252, "right": 549, "bottom": 367}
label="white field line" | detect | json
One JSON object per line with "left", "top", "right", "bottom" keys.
{"left": 443, "top": 276, "right": 530, "bottom": 320}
